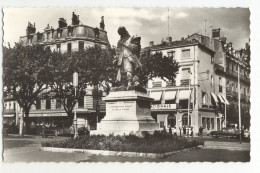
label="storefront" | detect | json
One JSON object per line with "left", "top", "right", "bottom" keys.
{"left": 151, "top": 103, "right": 177, "bottom": 130}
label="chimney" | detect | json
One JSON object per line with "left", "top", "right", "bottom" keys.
{"left": 58, "top": 18, "right": 67, "bottom": 28}
{"left": 220, "top": 37, "right": 227, "bottom": 44}
{"left": 149, "top": 41, "right": 154, "bottom": 47}
{"left": 165, "top": 36, "right": 172, "bottom": 45}
{"left": 245, "top": 43, "right": 249, "bottom": 49}
{"left": 72, "top": 12, "right": 80, "bottom": 25}
{"left": 26, "top": 22, "right": 36, "bottom": 36}
{"left": 100, "top": 16, "right": 105, "bottom": 30}
{"left": 212, "top": 28, "right": 221, "bottom": 39}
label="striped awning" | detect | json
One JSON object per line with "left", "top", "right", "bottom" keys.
{"left": 150, "top": 91, "right": 162, "bottom": 101}
{"left": 178, "top": 90, "right": 191, "bottom": 100}
{"left": 164, "top": 91, "right": 177, "bottom": 100}
{"left": 217, "top": 94, "right": 225, "bottom": 104}
{"left": 211, "top": 93, "right": 219, "bottom": 104}
{"left": 221, "top": 95, "right": 230, "bottom": 105}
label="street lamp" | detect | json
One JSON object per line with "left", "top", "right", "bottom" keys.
{"left": 187, "top": 70, "right": 192, "bottom": 137}
{"left": 73, "top": 72, "right": 78, "bottom": 138}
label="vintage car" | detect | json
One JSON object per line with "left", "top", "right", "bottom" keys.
{"left": 209, "top": 127, "right": 240, "bottom": 138}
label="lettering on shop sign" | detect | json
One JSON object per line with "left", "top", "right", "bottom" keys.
{"left": 151, "top": 104, "right": 177, "bottom": 110}
{"left": 29, "top": 113, "right": 67, "bottom": 117}
{"left": 106, "top": 101, "right": 135, "bottom": 115}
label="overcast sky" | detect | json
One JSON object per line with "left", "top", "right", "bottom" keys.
{"left": 3, "top": 8, "right": 250, "bottom": 49}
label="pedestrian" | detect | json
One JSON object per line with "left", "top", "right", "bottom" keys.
{"left": 199, "top": 126, "right": 203, "bottom": 136}
{"left": 173, "top": 126, "right": 177, "bottom": 137}
{"left": 169, "top": 126, "right": 172, "bottom": 134}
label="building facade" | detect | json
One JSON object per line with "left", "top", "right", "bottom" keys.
{"left": 144, "top": 36, "right": 225, "bottom": 135}
{"left": 4, "top": 12, "right": 109, "bottom": 133}
{"left": 186, "top": 29, "right": 250, "bottom": 129}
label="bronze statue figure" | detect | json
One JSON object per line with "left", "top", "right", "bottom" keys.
{"left": 115, "top": 26, "right": 142, "bottom": 89}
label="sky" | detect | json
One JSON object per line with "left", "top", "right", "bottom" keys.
{"left": 3, "top": 8, "right": 250, "bottom": 49}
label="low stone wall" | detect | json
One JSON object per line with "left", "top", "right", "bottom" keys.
{"left": 40, "top": 145, "right": 204, "bottom": 159}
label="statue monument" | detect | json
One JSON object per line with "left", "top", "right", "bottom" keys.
{"left": 93, "top": 26, "right": 159, "bottom": 136}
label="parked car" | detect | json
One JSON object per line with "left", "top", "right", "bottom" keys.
{"left": 41, "top": 126, "right": 58, "bottom": 138}
{"left": 210, "top": 127, "right": 240, "bottom": 138}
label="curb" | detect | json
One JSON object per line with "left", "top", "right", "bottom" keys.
{"left": 40, "top": 145, "right": 204, "bottom": 159}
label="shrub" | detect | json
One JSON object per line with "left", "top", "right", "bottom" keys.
{"left": 41, "top": 132, "right": 204, "bottom": 153}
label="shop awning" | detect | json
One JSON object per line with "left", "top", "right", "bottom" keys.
{"left": 178, "top": 90, "right": 191, "bottom": 100}
{"left": 221, "top": 95, "right": 230, "bottom": 105}
{"left": 3, "top": 114, "right": 15, "bottom": 117}
{"left": 164, "top": 91, "right": 177, "bottom": 100}
{"left": 217, "top": 94, "right": 225, "bottom": 104}
{"left": 150, "top": 91, "right": 162, "bottom": 101}
{"left": 211, "top": 93, "right": 219, "bottom": 104}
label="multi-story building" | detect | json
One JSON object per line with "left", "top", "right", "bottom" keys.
{"left": 5, "top": 12, "right": 109, "bottom": 133}
{"left": 186, "top": 28, "right": 250, "bottom": 129}
{"left": 143, "top": 36, "right": 226, "bottom": 135}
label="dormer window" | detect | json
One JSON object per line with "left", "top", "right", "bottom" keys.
{"left": 94, "top": 27, "right": 100, "bottom": 39}
{"left": 57, "top": 28, "right": 62, "bottom": 38}
{"left": 37, "top": 32, "right": 42, "bottom": 41}
{"left": 68, "top": 26, "right": 73, "bottom": 36}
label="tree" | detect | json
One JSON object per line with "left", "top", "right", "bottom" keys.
{"left": 48, "top": 44, "right": 115, "bottom": 125}
{"left": 3, "top": 43, "right": 52, "bottom": 136}
{"left": 137, "top": 50, "right": 179, "bottom": 87}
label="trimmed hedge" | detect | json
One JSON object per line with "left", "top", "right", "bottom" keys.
{"left": 41, "top": 131, "right": 204, "bottom": 153}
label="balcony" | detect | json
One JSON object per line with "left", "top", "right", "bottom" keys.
{"left": 226, "top": 69, "right": 250, "bottom": 84}
{"left": 153, "top": 81, "right": 162, "bottom": 88}
{"left": 3, "top": 109, "right": 16, "bottom": 114}
{"left": 166, "top": 80, "right": 176, "bottom": 87}
{"left": 181, "top": 79, "right": 190, "bottom": 86}
{"left": 214, "top": 64, "right": 225, "bottom": 74}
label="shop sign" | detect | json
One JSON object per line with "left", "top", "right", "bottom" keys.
{"left": 29, "top": 113, "right": 67, "bottom": 117}
{"left": 151, "top": 104, "right": 176, "bottom": 110}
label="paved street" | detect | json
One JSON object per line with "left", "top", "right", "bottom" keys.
{"left": 3, "top": 134, "right": 250, "bottom": 162}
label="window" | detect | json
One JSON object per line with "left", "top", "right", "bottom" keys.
{"left": 67, "top": 43, "right": 71, "bottom": 54}
{"left": 46, "top": 33, "right": 50, "bottom": 41}
{"left": 211, "top": 75, "right": 214, "bottom": 85}
{"left": 153, "top": 81, "right": 162, "bottom": 88}
{"left": 36, "top": 98, "right": 41, "bottom": 109}
{"left": 167, "top": 51, "right": 175, "bottom": 58}
{"left": 182, "top": 68, "right": 191, "bottom": 80}
{"left": 211, "top": 118, "right": 214, "bottom": 129}
{"left": 57, "top": 31, "right": 62, "bottom": 38}
{"left": 244, "top": 87, "right": 246, "bottom": 95}
{"left": 57, "top": 44, "right": 61, "bottom": 52}
{"left": 79, "top": 41, "right": 84, "bottom": 51}
{"left": 179, "top": 100, "right": 188, "bottom": 109}
{"left": 202, "top": 117, "right": 206, "bottom": 129}
{"left": 182, "top": 114, "right": 191, "bottom": 126}
{"left": 46, "top": 99, "right": 51, "bottom": 109}
{"left": 211, "top": 56, "right": 214, "bottom": 63}
{"left": 78, "top": 96, "right": 84, "bottom": 108}
{"left": 56, "top": 99, "right": 61, "bottom": 109}
{"left": 219, "top": 77, "right": 222, "bottom": 92}
{"left": 181, "top": 49, "right": 190, "bottom": 58}
{"left": 159, "top": 121, "right": 165, "bottom": 128}
{"left": 202, "top": 92, "right": 207, "bottom": 104}
{"left": 28, "top": 38, "right": 32, "bottom": 44}
{"left": 167, "top": 114, "right": 176, "bottom": 128}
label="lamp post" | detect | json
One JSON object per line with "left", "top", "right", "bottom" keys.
{"left": 238, "top": 65, "right": 242, "bottom": 144}
{"left": 187, "top": 70, "right": 192, "bottom": 137}
{"left": 73, "top": 72, "right": 78, "bottom": 138}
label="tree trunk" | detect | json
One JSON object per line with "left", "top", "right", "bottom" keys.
{"left": 19, "top": 109, "right": 24, "bottom": 137}
{"left": 24, "top": 109, "right": 30, "bottom": 134}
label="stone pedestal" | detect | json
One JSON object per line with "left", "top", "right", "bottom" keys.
{"left": 92, "top": 89, "right": 159, "bottom": 136}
